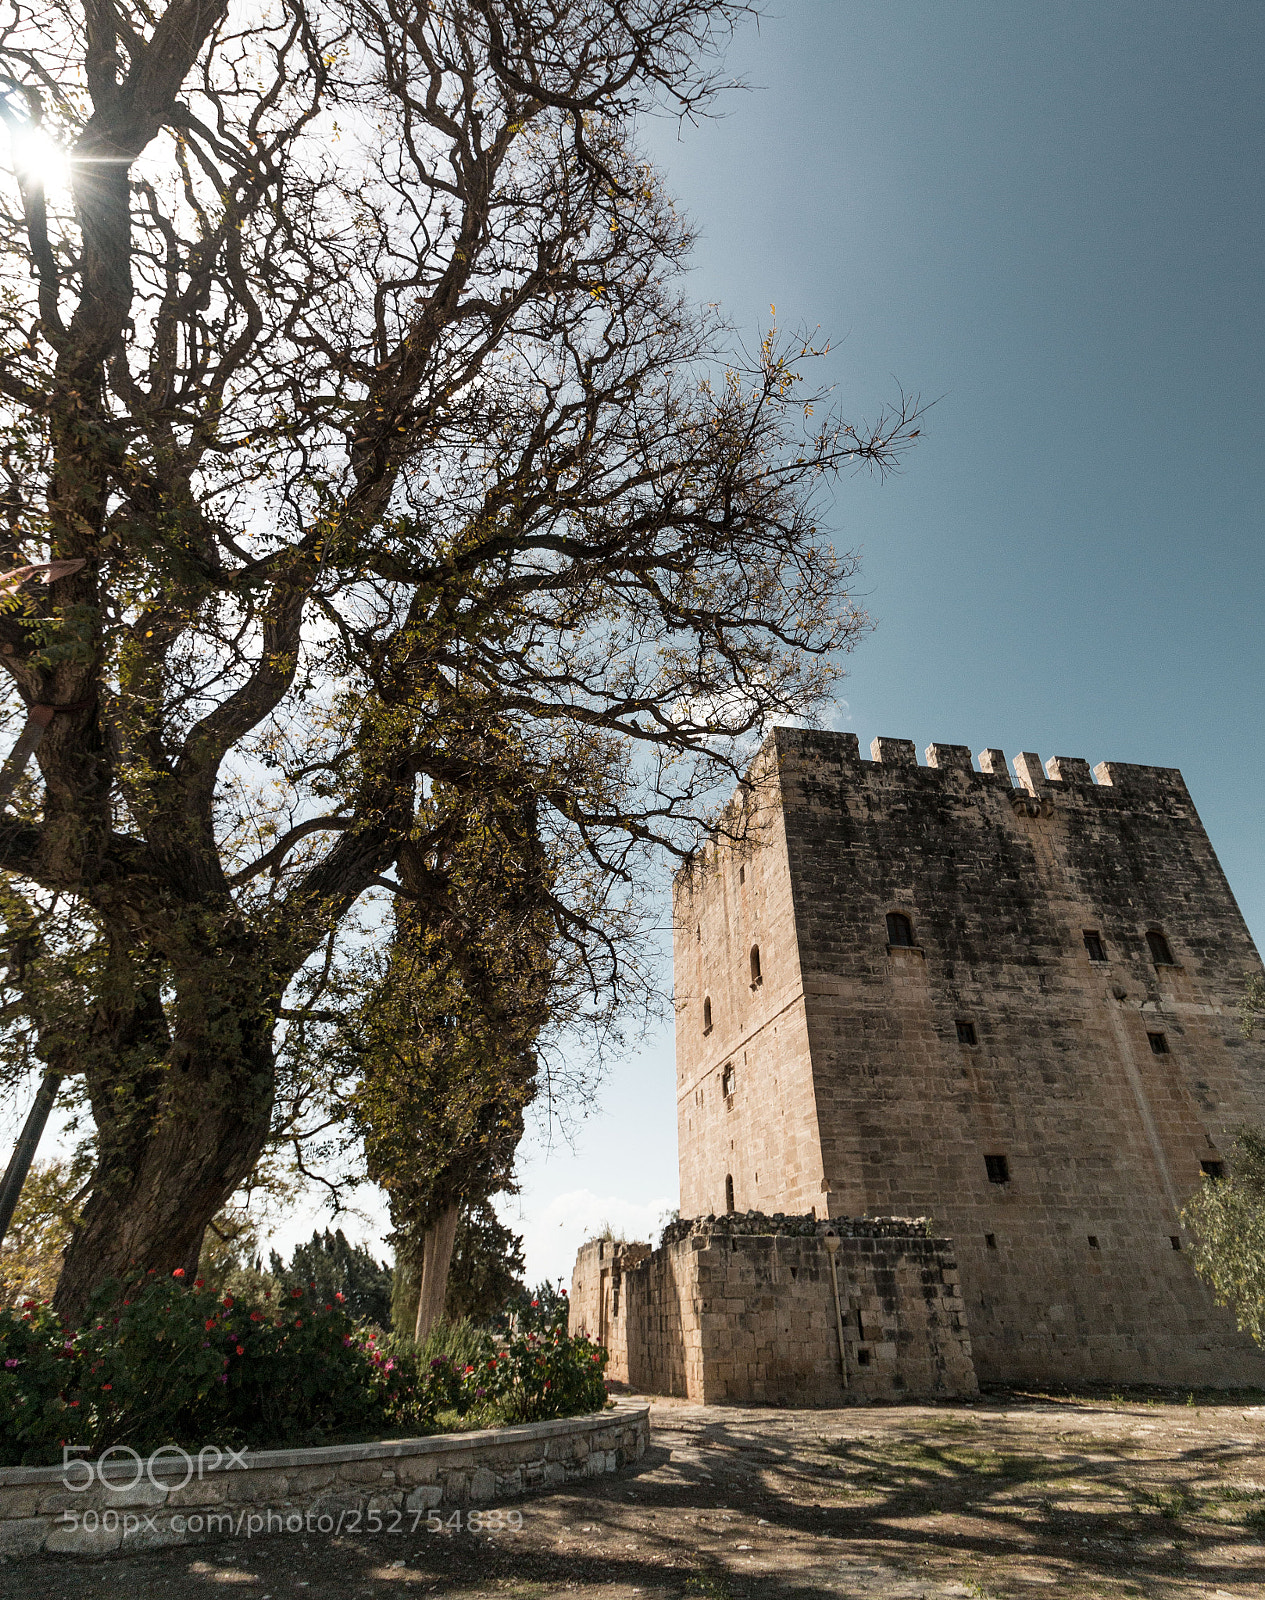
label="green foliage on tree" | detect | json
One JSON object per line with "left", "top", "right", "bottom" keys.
{"left": 1182, "top": 1129, "right": 1265, "bottom": 1345}
{"left": 444, "top": 1201, "right": 527, "bottom": 1327}
{"left": 270, "top": 1229, "right": 393, "bottom": 1329}
{"left": 0, "top": 1158, "right": 83, "bottom": 1305}
{"left": 0, "top": 0, "right": 919, "bottom": 1318}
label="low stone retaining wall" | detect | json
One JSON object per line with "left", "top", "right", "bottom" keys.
{"left": 0, "top": 1400, "right": 649, "bottom": 1559}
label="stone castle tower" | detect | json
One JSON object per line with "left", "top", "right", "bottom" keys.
{"left": 673, "top": 727, "right": 1265, "bottom": 1387}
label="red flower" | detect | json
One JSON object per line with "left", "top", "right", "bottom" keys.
{"left": 488, "top": 1357, "right": 497, "bottom": 1369}
{"left": 194, "top": 1278, "right": 204, "bottom": 1288}
{"left": 325, "top": 1303, "right": 332, "bottom": 1311}
{"left": 335, "top": 1291, "right": 345, "bottom": 1302}
{"left": 531, "top": 1299, "right": 539, "bottom": 1307}
{"left": 173, "top": 1268, "right": 185, "bottom": 1278}
{"left": 101, "top": 1383, "right": 112, "bottom": 1391}
{"left": 250, "top": 1311, "right": 262, "bottom": 1322}
{"left": 294, "top": 1318, "right": 303, "bottom": 1328}
{"left": 291, "top": 1288, "right": 303, "bottom": 1299}
{"left": 236, "top": 1345, "right": 244, "bottom": 1356}
{"left": 205, "top": 1319, "right": 216, "bottom": 1331}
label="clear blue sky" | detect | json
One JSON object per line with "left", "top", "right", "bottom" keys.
{"left": 495, "top": 0, "right": 1265, "bottom": 1285}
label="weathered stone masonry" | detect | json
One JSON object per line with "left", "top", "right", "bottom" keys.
{"left": 673, "top": 728, "right": 1265, "bottom": 1388}
{"left": 570, "top": 1215, "right": 977, "bottom": 1404}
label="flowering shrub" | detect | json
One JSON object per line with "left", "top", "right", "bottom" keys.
{"left": 0, "top": 1274, "right": 607, "bottom": 1464}
{"left": 472, "top": 1327, "right": 607, "bottom": 1424}
{"left": 0, "top": 1273, "right": 384, "bottom": 1463}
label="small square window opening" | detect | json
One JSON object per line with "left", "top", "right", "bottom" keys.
{"left": 886, "top": 911, "right": 915, "bottom": 948}
{"left": 1083, "top": 929, "right": 1107, "bottom": 962}
{"left": 1146, "top": 929, "right": 1176, "bottom": 965}
{"left": 1201, "top": 1159, "right": 1226, "bottom": 1180}
{"left": 1147, "top": 1032, "right": 1169, "bottom": 1054}
{"left": 956, "top": 1020, "right": 977, "bottom": 1046}
{"left": 1087, "top": 1235, "right": 1100, "bottom": 1249}
{"left": 984, "top": 1233, "right": 997, "bottom": 1250}
{"left": 985, "top": 1154, "right": 1010, "bottom": 1185}
{"left": 1170, "top": 1236, "right": 1182, "bottom": 1251}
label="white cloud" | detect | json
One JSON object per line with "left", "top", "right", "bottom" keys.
{"left": 495, "top": 1188, "right": 675, "bottom": 1288}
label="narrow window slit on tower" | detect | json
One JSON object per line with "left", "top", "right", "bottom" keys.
{"left": 702, "top": 996, "right": 712, "bottom": 1035}
{"left": 750, "top": 945, "right": 762, "bottom": 986}
{"left": 739, "top": 865, "right": 745, "bottom": 884}
{"left": 1147, "top": 1032, "right": 1169, "bottom": 1054}
{"left": 1147, "top": 929, "right": 1175, "bottom": 965}
{"left": 721, "top": 1064, "right": 736, "bottom": 1100}
{"left": 1083, "top": 929, "right": 1107, "bottom": 962}
{"left": 956, "top": 1020, "right": 977, "bottom": 1046}
{"left": 724, "top": 1174, "right": 735, "bottom": 1213}
{"left": 886, "top": 911, "right": 915, "bottom": 948}
{"left": 985, "top": 1154, "right": 1010, "bottom": 1185}
{"left": 985, "top": 1233, "right": 997, "bottom": 1250}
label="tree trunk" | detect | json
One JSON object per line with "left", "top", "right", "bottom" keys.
{"left": 412, "top": 1202, "right": 460, "bottom": 1346}
{"left": 53, "top": 982, "right": 277, "bottom": 1322}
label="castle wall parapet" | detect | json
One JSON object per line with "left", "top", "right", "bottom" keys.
{"left": 570, "top": 1218, "right": 977, "bottom": 1406}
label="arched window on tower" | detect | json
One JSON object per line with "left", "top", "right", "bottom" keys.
{"left": 749, "top": 945, "right": 762, "bottom": 986}
{"left": 702, "top": 996, "right": 713, "bottom": 1035}
{"left": 1146, "top": 929, "right": 1176, "bottom": 966}
{"left": 886, "top": 911, "right": 915, "bottom": 948}
{"left": 725, "top": 1174, "right": 735, "bottom": 1214}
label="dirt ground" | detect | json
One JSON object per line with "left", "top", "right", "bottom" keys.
{"left": 9, "top": 1389, "right": 1265, "bottom": 1600}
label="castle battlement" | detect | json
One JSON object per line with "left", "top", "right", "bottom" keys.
{"left": 764, "top": 724, "right": 1188, "bottom": 797}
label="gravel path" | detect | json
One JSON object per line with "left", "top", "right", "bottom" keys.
{"left": 8, "top": 1391, "right": 1265, "bottom": 1599}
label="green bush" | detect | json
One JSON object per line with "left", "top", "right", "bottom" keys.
{"left": 0, "top": 1272, "right": 389, "bottom": 1463}
{"left": 0, "top": 1272, "right": 608, "bottom": 1464}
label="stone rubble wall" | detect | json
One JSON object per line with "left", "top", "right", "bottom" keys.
{"left": 0, "top": 1402, "right": 648, "bottom": 1560}
{"left": 571, "top": 1219, "right": 977, "bottom": 1404}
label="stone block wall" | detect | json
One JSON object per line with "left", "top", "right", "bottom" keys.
{"left": 674, "top": 727, "right": 1265, "bottom": 1387}
{"left": 570, "top": 1216, "right": 977, "bottom": 1404}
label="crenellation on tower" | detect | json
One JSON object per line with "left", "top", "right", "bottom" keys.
{"left": 977, "top": 748, "right": 1011, "bottom": 780}
{"left": 1011, "top": 750, "right": 1049, "bottom": 793}
{"left": 869, "top": 735, "right": 918, "bottom": 765}
{"left": 1045, "top": 755, "right": 1093, "bottom": 783}
{"left": 925, "top": 742, "right": 974, "bottom": 769}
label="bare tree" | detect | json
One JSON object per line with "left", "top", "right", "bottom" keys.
{"left": 0, "top": 0, "right": 919, "bottom": 1317}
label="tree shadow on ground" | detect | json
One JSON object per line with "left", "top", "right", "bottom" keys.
{"left": 13, "top": 1401, "right": 1265, "bottom": 1598}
